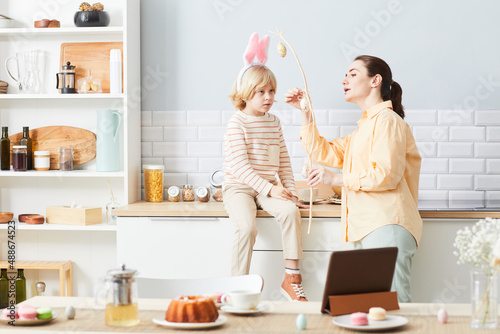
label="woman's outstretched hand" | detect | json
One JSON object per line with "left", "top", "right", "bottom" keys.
{"left": 284, "top": 87, "right": 304, "bottom": 110}
{"left": 307, "top": 166, "right": 344, "bottom": 187}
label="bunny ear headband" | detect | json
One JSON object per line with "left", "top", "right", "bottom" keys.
{"left": 236, "top": 32, "right": 270, "bottom": 91}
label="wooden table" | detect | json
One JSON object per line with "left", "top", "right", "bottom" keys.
{"left": 1, "top": 296, "right": 498, "bottom": 333}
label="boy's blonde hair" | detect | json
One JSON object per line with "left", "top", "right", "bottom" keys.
{"left": 229, "top": 65, "right": 277, "bottom": 110}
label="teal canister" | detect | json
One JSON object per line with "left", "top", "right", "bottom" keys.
{"left": 96, "top": 110, "right": 122, "bottom": 172}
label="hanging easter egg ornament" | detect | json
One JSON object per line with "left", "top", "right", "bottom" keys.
{"left": 300, "top": 97, "right": 309, "bottom": 112}
{"left": 277, "top": 42, "right": 287, "bottom": 57}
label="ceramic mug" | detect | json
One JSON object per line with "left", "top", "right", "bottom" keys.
{"left": 221, "top": 290, "right": 260, "bottom": 310}
{"left": 299, "top": 188, "right": 318, "bottom": 202}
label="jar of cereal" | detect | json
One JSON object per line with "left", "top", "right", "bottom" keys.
{"left": 168, "top": 186, "right": 180, "bottom": 202}
{"left": 143, "top": 165, "right": 164, "bottom": 202}
{"left": 196, "top": 186, "right": 210, "bottom": 202}
{"left": 182, "top": 184, "right": 195, "bottom": 202}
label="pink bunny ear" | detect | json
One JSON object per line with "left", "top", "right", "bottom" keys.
{"left": 243, "top": 32, "right": 269, "bottom": 65}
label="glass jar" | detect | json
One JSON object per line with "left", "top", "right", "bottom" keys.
{"left": 196, "top": 186, "right": 210, "bottom": 202}
{"left": 34, "top": 151, "right": 50, "bottom": 171}
{"left": 182, "top": 185, "right": 194, "bottom": 202}
{"left": 143, "top": 165, "right": 164, "bottom": 202}
{"left": 210, "top": 169, "right": 224, "bottom": 202}
{"left": 212, "top": 187, "right": 224, "bottom": 202}
{"left": 12, "top": 145, "right": 27, "bottom": 172}
{"left": 167, "top": 186, "right": 180, "bottom": 202}
{"left": 58, "top": 147, "right": 73, "bottom": 171}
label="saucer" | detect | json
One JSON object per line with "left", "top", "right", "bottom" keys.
{"left": 220, "top": 304, "right": 269, "bottom": 314}
{"left": 332, "top": 314, "right": 408, "bottom": 332}
{"left": 153, "top": 315, "right": 227, "bottom": 329}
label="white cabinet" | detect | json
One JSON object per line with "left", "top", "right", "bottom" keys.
{"left": 0, "top": 0, "right": 141, "bottom": 222}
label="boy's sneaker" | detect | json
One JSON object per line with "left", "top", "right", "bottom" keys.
{"left": 280, "top": 273, "right": 308, "bottom": 302}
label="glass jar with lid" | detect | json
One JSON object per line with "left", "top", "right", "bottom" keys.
{"left": 196, "top": 186, "right": 210, "bottom": 202}
{"left": 12, "top": 145, "right": 27, "bottom": 172}
{"left": 167, "top": 186, "right": 180, "bottom": 202}
{"left": 143, "top": 165, "right": 164, "bottom": 202}
{"left": 182, "top": 185, "right": 194, "bottom": 202}
{"left": 210, "top": 169, "right": 224, "bottom": 202}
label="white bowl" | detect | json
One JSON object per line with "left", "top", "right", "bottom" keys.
{"left": 0, "top": 18, "right": 14, "bottom": 28}
{"left": 299, "top": 188, "right": 318, "bottom": 202}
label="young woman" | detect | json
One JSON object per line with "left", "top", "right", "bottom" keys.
{"left": 285, "top": 55, "right": 422, "bottom": 302}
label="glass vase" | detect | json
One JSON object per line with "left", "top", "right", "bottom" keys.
{"left": 471, "top": 269, "right": 498, "bottom": 329}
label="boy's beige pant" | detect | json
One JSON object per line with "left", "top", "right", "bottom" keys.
{"left": 223, "top": 184, "right": 303, "bottom": 276}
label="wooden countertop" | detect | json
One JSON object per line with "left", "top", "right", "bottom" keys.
{"left": 113, "top": 201, "right": 500, "bottom": 219}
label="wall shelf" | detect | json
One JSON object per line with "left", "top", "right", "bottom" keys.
{"left": 0, "top": 222, "right": 117, "bottom": 231}
{"left": 0, "top": 94, "right": 124, "bottom": 100}
{"left": 0, "top": 170, "right": 125, "bottom": 178}
{"left": 0, "top": 27, "right": 123, "bottom": 36}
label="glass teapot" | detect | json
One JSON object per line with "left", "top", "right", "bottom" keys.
{"left": 95, "top": 264, "right": 139, "bottom": 327}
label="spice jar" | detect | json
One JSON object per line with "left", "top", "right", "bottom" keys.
{"left": 58, "top": 147, "right": 73, "bottom": 171}
{"left": 34, "top": 151, "right": 50, "bottom": 171}
{"left": 182, "top": 185, "right": 194, "bottom": 202}
{"left": 196, "top": 186, "right": 210, "bottom": 202}
{"left": 167, "top": 186, "right": 180, "bottom": 202}
{"left": 143, "top": 165, "right": 164, "bottom": 202}
{"left": 13, "top": 145, "right": 27, "bottom": 172}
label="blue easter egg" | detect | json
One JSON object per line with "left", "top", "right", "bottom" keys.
{"left": 296, "top": 314, "right": 307, "bottom": 330}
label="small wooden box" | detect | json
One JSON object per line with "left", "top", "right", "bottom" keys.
{"left": 46, "top": 206, "right": 102, "bottom": 226}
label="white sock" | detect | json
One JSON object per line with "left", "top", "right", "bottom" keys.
{"left": 285, "top": 267, "right": 300, "bottom": 275}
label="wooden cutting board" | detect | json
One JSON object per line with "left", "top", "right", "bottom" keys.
{"left": 9, "top": 126, "right": 96, "bottom": 170}
{"left": 60, "top": 42, "right": 123, "bottom": 94}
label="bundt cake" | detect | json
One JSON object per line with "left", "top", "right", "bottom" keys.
{"left": 165, "top": 296, "right": 219, "bottom": 323}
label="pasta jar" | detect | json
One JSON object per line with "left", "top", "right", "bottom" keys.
{"left": 143, "top": 165, "right": 164, "bottom": 202}
{"left": 196, "top": 186, "right": 210, "bottom": 202}
{"left": 167, "top": 186, "right": 180, "bottom": 202}
{"left": 34, "top": 151, "right": 50, "bottom": 171}
{"left": 182, "top": 184, "right": 194, "bottom": 202}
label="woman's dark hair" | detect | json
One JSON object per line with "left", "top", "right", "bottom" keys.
{"left": 354, "top": 55, "right": 404, "bottom": 119}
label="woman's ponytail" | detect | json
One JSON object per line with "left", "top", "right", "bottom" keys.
{"left": 390, "top": 80, "right": 405, "bottom": 119}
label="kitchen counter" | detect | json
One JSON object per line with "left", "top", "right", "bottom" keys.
{"left": 113, "top": 201, "right": 500, "bottom": 219}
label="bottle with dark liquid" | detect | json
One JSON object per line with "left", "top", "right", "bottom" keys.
{"left": 20, "top": 126, "right": 33, "bottom": 170}
{"left": 0, "top": 269, "right": 8, "bottom": 309}
{"left": 15, "top": 269, "right": 26, "bottom": 304}
{"left": 1, "top": 127, "right": 10, "bottom": 171}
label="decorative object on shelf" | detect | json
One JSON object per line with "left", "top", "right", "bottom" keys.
{"left": 18, "top": 214, "right": 40, "bottom": 223}
{"left": 109, "top": 49, "right": 122, "bottom": 94}
{"left": 25, "top": 215, "right": 45, "bottom": 224}
{"left": 96, "top": 110, "right": 121, "bottom": 172}
{"left": 0, "top": 14, "right": 14, "bottom": 28}
{"left": 143, "top": 165, "right": 164, "bottom": 202}
{"left": 95, "top": 264, "right": 140, "bottom": 327}
{"left": 0, "top": 80, "right": 7, "bottom": 94}
{"left": 0, "top": 212, "right": 14, "bottom": 224}
{"left": 56, "top": 61, "right": 76, "bottom": 94}
{"left": 9, "top": 126, "right": 96, "bottom": 170}
{"left": 106, "top": 179, "right": 119, "bottom": 224}
{"left": 12, "top": 145, "right": 27, "bottom": 171}
{"left": 453, "top": 217, "right": 500, "bottom": 329}
{"left": 20, "top": 127, "right": 33, "bottom": 170}
{"left": 34, "top": 19, "right": 60, "bottom": 28}
{"left": 1, "top": 127, "right": 10, "bottom": 170}
{"left": 61, "top": 42, "right": 123, "bottom": 94}
{"left": 74, "top": 2, "right": 110, "bottom": 27}
{"left": 77, "top": 70, "right": 102, "bottom": 94}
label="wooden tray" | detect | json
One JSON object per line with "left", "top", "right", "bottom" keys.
{"left": 60, "top": 42, "right": 123, "bottom": 94}
{"left": 9, "top": 126, "right": 96, "bottom": 170}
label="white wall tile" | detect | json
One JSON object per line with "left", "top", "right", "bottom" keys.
{"left": 141, "top": 111, "right": 152, "bottom": 126}
{"left": 438, "top": 109, "right": 473, "bottom": 126}
{"left": 316, "top": 126, "right": 340, "bottom": 142}
{"left": 437, "top": 175, "right": 473, "bottom": 190}
{"left": 153, "top": 142, "right": 187, "bottom": 157}
{"left": 486, "top": 191, "right": 500, "bottom": 208}
{"left": 187, "top": 142, "right": 221, "bottom": 157}
{"left": 405, "top": 109, "right": 437, "bottom": 126}
{"left": 141, "top": 157, "right": 164, "bottom": 166}
{"left": 222, "top": 110, "right": 235, "bottom": 124}
{"left": 164, "top": 173, "right": 187, "bottom": 187}
{"left": 271, "top": 110, "right": 294, "bottom": 126}
{"left": 413, "top": 126, "right": 448, "bottom": 142}
{"left": 486, "top": 159, "right": 500, "bottom": 175}
{"left": 141, "top": 126, "right": 163, "bottom": 141}
{"left": 292, "top": 142, "right": 307, "bottom": 157}
{"left": 475, "top": 175, "right": 500, "bottom": 190}
{"left": 187, "top": 173, "right": 211, "bottom": 187}
{"left": 487, "top": 127, "right": 500, "bottom": 141}
{"left": 282, "top": 126, "right": 301, "bottom": 141}
{"left": 449, "top": 127, "right": 485, "bottom": 141}
{"left": 187, "top": 111, "right": 222, "bottom": 126}
{"left": 419, "top": 174, "right": 436, "bottom": 189}
{"left": 449, "top": 159, "right": 485, "bottom": 174}
{"left": 198, "top": 158, "right": 224, "bottom": 173}
{"left": 417, "top": 142, "right": 437, "bottom": 158}
{"left": 163, "top": 126, "right": 198, "bottom": 142}
{"left": 199, "top": 126, "right": 227, "bottom": 142}
{"left": 294, "top": 109, "right": 328, "bottom": 126}
{"left": 153, "top": 111, "right": 186, "bottom": 126}
{"left": 449, "top": 191, "right": 484, "bottom": 209}
{"left": 164, "top": 158, "right": 199, "bottom": 173}
{"left": 290, "top": 158, "right": 303, "bottom": 174}
{"left": 421, "top": 158, "right": 448, "bottom": 174}
{"left": 340, "top": 126, "right": 357, "bottom": 137}
{"left": 475, "top": 110, "right": 500, "bottom": 126}
{"left": 438, "top": 143, "right": 473, "bottom": 158}
{"left": 141, "top": 142, "right": 152, "bottom": 157}
{"left": 418, "top": 190, "right": 448, "bottom": 209}
{"left": 329, "top": 109, "right": 359, "bottom": 125}
{"left": 475, "top": 143, "right": 500, "bottom": 158}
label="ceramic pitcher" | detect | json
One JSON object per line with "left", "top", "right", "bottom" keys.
{"left": 96, "top": 110, "right": 122, "bottom": 172}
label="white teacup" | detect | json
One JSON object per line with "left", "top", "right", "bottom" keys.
{"left": 221, "top": 290, "right": 261, "bottom": 310}
{"left": 299, "top": 188, "right": 318, "bottom": 202}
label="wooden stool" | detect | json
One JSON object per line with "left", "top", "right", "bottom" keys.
{"left": 0, "top": 260, "right": 72, "bottom": 296}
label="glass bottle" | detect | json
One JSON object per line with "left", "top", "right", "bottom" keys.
{"left": 15, "top": 269, "right": 26, "bottom": 304}
{"left": 20, "top": 126, "right": 33, "bottom": 170}
{"left": 0, "top": 269, "right": 8, "bottom": 309}
{"left": 1, "top": 127, "right": 10, "bottom": 171}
